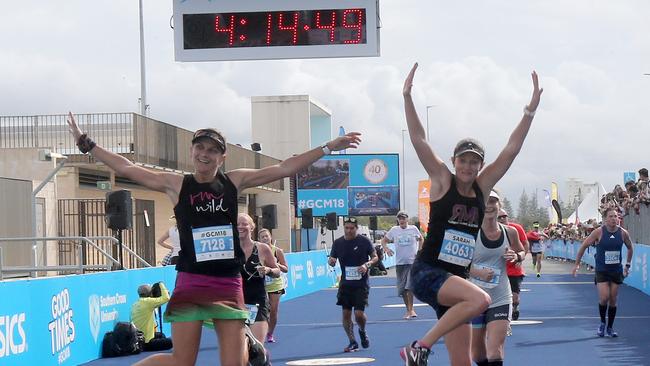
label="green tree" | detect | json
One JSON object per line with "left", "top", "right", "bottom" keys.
{"left": 502, "top": 196, "right": 514, "bottom": 217}
{"left": 516, "top": 190, "right": 530, "bottom": 225}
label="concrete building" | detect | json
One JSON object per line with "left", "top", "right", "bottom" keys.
{"left": 0, "top": 113, "right": 287, "bottom": 275}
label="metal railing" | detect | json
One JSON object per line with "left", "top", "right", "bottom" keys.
{"left": 0, "top": 236, "right": 151, "bottom": 280}
{"left": 0, "top": 112, "right": 284, "bottom": 190}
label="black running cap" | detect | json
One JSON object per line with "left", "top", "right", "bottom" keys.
{"left": 192, "top": 128, "right": 226, "bottom": 153}
{"left": 453, "top": 138, "right": 485, "bottom": 160}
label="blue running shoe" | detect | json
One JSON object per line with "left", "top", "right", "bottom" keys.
{"left": 597, "top": 322, "right": 606, "bottom": 337}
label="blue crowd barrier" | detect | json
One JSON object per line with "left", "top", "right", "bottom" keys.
{"left": 0, "top": 266, "right": 177, "bottom": 366}
{"left": 546, "top": 239, "right": 650, "bottom": 296}
{"left": 0, "top": 245, "right": 373, "bottom": 365}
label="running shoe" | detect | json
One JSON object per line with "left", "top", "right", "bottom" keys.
{"left": 606, "top": 328, "right": 618, "bottom": 338}
{"left": 400, "top": 341, "right": 431, "bottom": 366}
{"left": 359, "top": 329, "right": 370, "bottom": 348}
{"left": 597, "top": 322, "right": 606, "bottom": 337}
{"left": 246, "top": 326, "right": 269, "bottom": 366}
{"left": 344, "top": 340, "right": 359, "bottom": 352}
{"left": 536, "top": 273, "right": 541, "bottom": 278}
{"left": 266, "top": 333, "right": 276, "bottom": 343}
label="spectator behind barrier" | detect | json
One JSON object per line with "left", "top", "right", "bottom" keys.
{"left": 130, "top": 282, "right": 173, "bottom": 352}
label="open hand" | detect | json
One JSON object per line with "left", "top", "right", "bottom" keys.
{"left": 328, "top": 132, "right": 362, "bottom": 151}
{"left": 66, "top": 111, "right": 83, "bottom": 142}
{"left": 527, "top": 71, "right": 544, "bottom": 111}
{"left": 403, "top": 63, "right": 418, "bottom": 96}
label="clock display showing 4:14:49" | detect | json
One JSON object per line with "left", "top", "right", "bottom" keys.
{"left": 183, "top": 8, "right": 367, "bottom": 49}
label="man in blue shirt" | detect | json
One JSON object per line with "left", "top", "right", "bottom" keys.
{"left": 328, "top": 217, "right": 378, "bottom": 352}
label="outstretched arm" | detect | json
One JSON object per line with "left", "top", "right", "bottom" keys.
{"left": 402, "top": 63, "right": 450, "bottom": 196}
{"left": 478, "top": 72, "right": 543, "bottom": 194}
{"left": 573, "top": 228, "right": 600, "bottom": 276}
{"left": 67, "top": 112, "right": 182, "bottom": 201}
{"left": 228, "top": 132, "right": 361, "bottom": 191}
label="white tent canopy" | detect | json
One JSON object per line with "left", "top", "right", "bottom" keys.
{"left": 568, "top": 183, "right": 607, "bottom": 223}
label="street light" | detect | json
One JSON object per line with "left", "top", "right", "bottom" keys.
{"left": 425, "top": 105, "right": 436, "bottom": 142}
{"left": 401, "top": 129, "right": 406, "bottom": 210}
{"left": 32, "top": 149, "right": 68, "bottom": 277}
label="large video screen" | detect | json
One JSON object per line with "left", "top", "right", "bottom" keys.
{"left": 296, "top": 154, "right": 400, "bottom": 217}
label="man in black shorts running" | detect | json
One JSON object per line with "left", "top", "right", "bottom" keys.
{"left": 573, "top": 208, "right": 634, "bottom": 337}
{"left": 329, "top": 217, "right": 378, "bottom": 352}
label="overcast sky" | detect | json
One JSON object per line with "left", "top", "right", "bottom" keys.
{"left": 1, "top": 0, "right": 649, "bottom": 217}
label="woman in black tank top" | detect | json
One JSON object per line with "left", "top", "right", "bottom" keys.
{"left": 399, "top": 64, "right": 543, "bottom": 366}
{"left": 66, "top": 115, "right": 361, "bottom": 366}
{"left": 238, "top": 213, "right": 281, "bottom": 344}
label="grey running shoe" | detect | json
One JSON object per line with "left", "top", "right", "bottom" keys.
{"left": 606, "top": 328, "right": 618, "bottom": 338}
{"left": 359, "top": 329, "right": 370, "bottom": 348}
{"left": 597, "top": 322, "right": 606, "bottom": 337}
{"left": 246, "top": 326, "right": 269, "bottom": 366}
{"left": 400, "top": 341, "right": 430, "bottom": 366}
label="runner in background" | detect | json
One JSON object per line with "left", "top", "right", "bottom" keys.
{"left": 527, "top": 222, "right": 549, "bottom": 277}
{"left": 381, "top": 210, "right": 423, "bottom": 319}
{"left": 497, "top": 209, "right": 529, "bottom": 320}
{"left": 573, "top": 207, "right": 634, "bottom": 337}
{"left": 259, "top": 228, "right": 289, "bottom": 343}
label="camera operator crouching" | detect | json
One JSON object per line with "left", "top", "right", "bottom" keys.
{"left": 131, "top": 282, "right": 173, "bottom": 351}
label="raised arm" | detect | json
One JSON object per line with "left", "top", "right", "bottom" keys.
{"left": 477, "top": 72, "right": 543, "bottom": 194}
{"left": 402, "top": 63, "right": 450, "bottom": 194}
{"left": 67, "top": 112, "right": 182, "bottom": 202}
{"left": 228, "top": 132, "right": 361, "bottom": 191}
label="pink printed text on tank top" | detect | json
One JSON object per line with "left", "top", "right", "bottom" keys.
{"left": 190, "top": 192, "right": 229, "bottom": 213}
{"left": 448, "top": 204, "right": 479, "bottom": 228}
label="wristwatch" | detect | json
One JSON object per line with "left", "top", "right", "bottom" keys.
{"left": 523, "top": 106, "right": 536, "bottom": 117}
{"left": 364, "top": 262, "right": 371, "bottom": 269}
{"left": 321, "top": 144, "right": 332, "bottom": 155}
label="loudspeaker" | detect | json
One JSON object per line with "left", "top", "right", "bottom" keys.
{"left": 261, "top": 204, "right": 277, "bottom": 229}
{"left": 369, "top": 216, "right": 378, "bottom": 231}
{"left": 300, "top": 208, "right": 313, "bottom": 229}
{"left": 326, "top": 212, "right": 338, "bottom": 230}
{"left": 105, "top": 190, "right": 132, "bottom": 230}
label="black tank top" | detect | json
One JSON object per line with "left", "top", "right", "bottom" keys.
{"left": 174, "top": 172, "right": 244, "bottom": 277}
{"left": 241, "top": 243, "right": 267, "bottom": 304}
{"left": 418, "top": 175, "right": 485, "bottom": 278}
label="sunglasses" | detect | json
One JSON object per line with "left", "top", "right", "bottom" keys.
{"left": 344, "top": 217, "right": 358, "bottom": 223}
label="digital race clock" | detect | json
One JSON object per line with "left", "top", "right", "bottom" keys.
{"left": 173, "top": 0, "right": 380, "bottom": 62}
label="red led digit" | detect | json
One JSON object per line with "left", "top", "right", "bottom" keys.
{"left": 342, "top": 9, "right": 363, "bottom": 44}
{"left": 266, "top": 13, "right": 273, "bottom": 44}
{"left": 315, "top": 11, "right": 336, "bottom": 42}
{"left": 278, "top": 12, "right": 299, "bottom": 45}
{"left": 215, "top": 14, "right": 235, "bottom": 46}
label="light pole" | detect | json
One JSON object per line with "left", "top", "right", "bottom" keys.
{"left": 401, "top": 129, "right": 406, "bottom": 210}
{"left": 425, "top": 105, "right": 436, "bottom": 142}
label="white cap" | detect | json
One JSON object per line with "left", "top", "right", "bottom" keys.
{"left": 489, "top": 190, "right": 500, "bottom": 200}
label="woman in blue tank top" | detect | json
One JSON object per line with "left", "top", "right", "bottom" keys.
{"left": 573, "top": 207, "right": 634, "bottom": 338}
{"left": 400, "top": 63, "right": 543, "bottom": 366}
{"left": 66, "top": 113, "right": 361, "bottom": 366}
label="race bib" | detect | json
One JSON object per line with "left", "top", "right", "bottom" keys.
{"left": 438, "top": 229, "right": 475, "bottom": 267}
{"left": 397, "top": 234, "right": 412, "bottom": 246}
{"left": 345, "top": 266, "right": 362, "bottom": 280}
{"left": 245, "top": 304, "right": 258, "bottom": 325}
{"left": 605, "top": 251, "right": 621, "bottom": 265}
{"left": 192, "top": 225, "right": 235, "bottom": 262}
{"left": 264, "top": 275, "right": 274, "bottom": 285}
{"left": 470, "top": 264, "right": 501, "bottom": 289}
